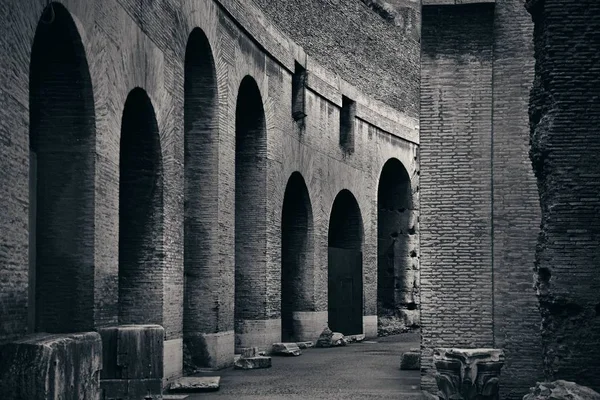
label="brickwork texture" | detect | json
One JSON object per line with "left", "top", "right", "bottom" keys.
{"left": 527, "top": 0, "right": 600, "bottom": 391}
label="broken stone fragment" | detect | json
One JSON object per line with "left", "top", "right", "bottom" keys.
{"left": 272, "top": 342, "right": 302, "bottom": 356}
{"left": 400, "top": 351, "right": 420, "bottom": 370}
{"left": 348, "top": 334, "right": 365, "bottom": 342}
{"left": 169, "top": 376, "right": 220, "bottom": 392}
{"left": 240, "top": 347, "right": 260, "bottom": 358}
{"left": 331, "top": 332, "right": 348, "bottom": 346}
{"left": 523, "top": 380, "right": 600, "bottom": 400}
{"left": 297, "top": 341, "right": 314, "bottom": 349}
{"left": 234, "top": 356, "right": 272, "bottom": 370}
{"left": 316, "top": 327, "right": 334, "bottom": 348}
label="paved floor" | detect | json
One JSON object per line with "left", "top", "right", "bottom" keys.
{"left": 182, "top": 332, "right": 421, "bottom": 400}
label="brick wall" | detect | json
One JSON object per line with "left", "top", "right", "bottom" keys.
{"left": 420, "top": 4, "right": 495, "bottom": 391}
{"left": 492, "top": 0, "right": 544, "bottom": 397}
{"left": 527, "top": 0, "right": 600, "bottom": 390}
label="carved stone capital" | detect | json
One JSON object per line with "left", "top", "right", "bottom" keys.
{"left": 433, "top": 348, "right": 505, "bottom": 400}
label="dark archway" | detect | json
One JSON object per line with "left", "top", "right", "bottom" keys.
{"left": 29, "top": 2, "right": 96, "bottom": 333}
{"left": 183, "top": 28, "right": 219, "bottom": 368}
{"left": 234, "top": 76, "right": 267, "bottom": 349}
{"left": 377, "top": 158, "right": 416, "bottom": 332}
{"left": 118, "top": 88, "right": 163, "bottom": 325}
{"left": 281, "top": 172, "right": 314, "bottom": 342}
{"left": 328, "top": 190, "right": 364, "bottom": 335}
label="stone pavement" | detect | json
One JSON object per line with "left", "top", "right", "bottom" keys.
{"left": 182, "top": 332, "right": 421, "bottom": 400}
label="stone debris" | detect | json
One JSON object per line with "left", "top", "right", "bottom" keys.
{"left": 163, "top": 395, "right": 190, "bottom": 399}
{"left": 234, "top": 356, "right": 272, "bottom": 370}
{"left": 169, "top": 377, "right": 220, "bottom": 392}
{"left": 523, "top": 380, "right": 600, "bottom": 400}
{"left": 346, "top": 334, "right": 365, "bottom": 343}
{"left": 272, "top": 342, "right": 302, "bottom": 356}
{"left": 296, "top": 341, "right": 314, "bottom": 349}
{"left": 331, "top": 332, "right": 348, "bottom": 346}
{"left": 316, "top": 327, "right": 334, "bottom": 348}
{"left": 400, "top": 350, "right": 420, "bottom": 370}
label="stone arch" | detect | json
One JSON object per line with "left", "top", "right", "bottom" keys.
{"left": 29, "top": 2, "right": 96, "bottom": 333}
{"left": 328, "top": 189, "right": 364, "bottom": 335}
{"left": 183, "top": 27, "right": 219, "bottom": 368}
{"left": 377, "top": 158, "right": 418, "bottom": 332}
{"left": 118, "top": 88, "right": 164, "bottom": 325}
{"left": 234, "top": 75, "right": 267, "bottom": 349}
{"left": 281, "top": 172, "right": 314, "bottom": 342}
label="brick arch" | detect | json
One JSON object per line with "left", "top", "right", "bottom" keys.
{"left": 118, "top": 87, "right": 164, "bottom": 326}
{"left": 328, "top": 189, "right": 364, "bottom": 335}
{"left": 234, "top": 75, "right": 268, "bottom": 349}
{"left": 183, "top": 27, "right": 219, "bottom": 370}
{"left": 377, "top": 158, "right": 418, "bottom": 331}
{"left": 281, "top": 172, "right": 314, "bottom": 342}
{"left": 29, "top": 2, "right": 96, "bottom": 333}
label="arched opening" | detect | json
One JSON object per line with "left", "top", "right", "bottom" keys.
{"left": 281, "top": 172, "right": 314, "bottom": 342}
{"left": 377, "top": 158, "right": 417, "bottom": 334}
{"left": 328, "top": 190, "right": 364, "bottom": 335}
{"left": 234, "top": 76, "right": 267, "bottom": 349}
{"left": 183, "top": 28, "right": 219, "bottom": 368}
{"left": 29, "top": 2, "right": 96, "bottom": 333}
{"left": 118, "top": 88, "right": 163, "bottom": 325}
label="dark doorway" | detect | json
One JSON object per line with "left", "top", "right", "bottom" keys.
{"left": 281, "top": 172, "right": 314, "bottom": 342}
{"left": 29, "top": 2, "right": 96, "bottom": 333}
{"left": 183, "top": 27, "right": 218, "bottom": 367}
{"left": 328, "top": 190, "right": 363, "bottom": 335}
{"left": 234, "top": 76, "right": 267, "bottom": 348}
{"left": 118, "top": 88, "right": 163, "bottom": 325}
{"left": 377, "top": 159, "right": 413, "bottom": 320}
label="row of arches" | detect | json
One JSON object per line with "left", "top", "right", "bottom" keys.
{"left": 26, "top": 3, "right": 414, "bottom": 352}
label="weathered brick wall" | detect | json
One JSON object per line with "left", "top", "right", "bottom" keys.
{"left": 492, "top": 0, "right": 544, "bottom": 397}
{"left": 527, "top": 0, "right": 600, "bottom": 390}
{"left": 251, "top": 0, "right": 421, "bottom": 117}
{"left": 420, "top": 4, "right": 495, "bottom": 391}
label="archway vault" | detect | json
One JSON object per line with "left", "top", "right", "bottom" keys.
{"left": 118, "top": 87, "right": 164, "bottom": 326}
{"left": 328, "top": 189, "right": 364, "bottom": 336}
{"left": 281, "top": 172, "right": 314, "bottom": 342}
{"left": 29, "top": 2, "right": 96, "bottom": 333}
{"left": 377, "top": 158, "right": 419, "bottom": 334}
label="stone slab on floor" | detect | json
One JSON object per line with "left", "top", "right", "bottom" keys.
{"left": 163, "top": 395, "right": 189, "bottom": 400}
{"left": 101, "top": 378, "right": 162, "bottom": 399}
{"left": 400, "top": 351, "right": 420, "bottom": 370}
{"left": 272, "top": 342, "right": 302, "bottom": 356}
{"left": 297, "top": 341, "right": 314, "bottom": 349}
{"left": 234, "top": 356, "right": 272, "bottom": 370}
{"left": 0, "top": 332, "right": 102, "bottom": 400}
{"left": 169, "top": 376, "right": 220, "bottom": 392}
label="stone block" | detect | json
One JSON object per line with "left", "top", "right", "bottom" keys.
{"left": 98, "top": 325, "right": 164, "bottom": 400}
{"left": 100, "top": 379, "right": 162, "bottom": 400}
{"left": 234, "top": 356, "right": 272, "bottom": 370}
{"left": 315, "top": 327, "right": 333, "bottom": 348}
{"left": 169, "top": 377, "right": 220, "bottom": 392}
{"left": 162, "top": 396, "right": 189, "bottom": 400}
{"left": 296, "top": 341, "right": 314, "bottom": 349}
{"left": 331, "top": 332, "right": 347, "bottom": 346}
{"left": 272, "top": 342, "right": 302, "bottom": 356}
{"left": 98, "top": 325, "right": 164, "bottom": 380}
{"left": 0, "top": 332, "right": 102, "bottom": 400}
{"left": 400, "top": 351, "right": 421, "bottom": 370}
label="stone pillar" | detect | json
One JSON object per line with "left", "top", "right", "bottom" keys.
{"left": 0, "top": 332, "right": 102, "bottom": 400}
{"left": 433, "top": 348, "right": 504, "bottom": 400}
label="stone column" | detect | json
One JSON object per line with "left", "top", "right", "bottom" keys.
{"left": 433, "top": 348, "right": 504, "bottom": 400}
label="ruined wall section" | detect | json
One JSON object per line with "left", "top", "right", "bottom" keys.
{"left": 420, "top": 4, "right": 495, "bottom": 391}
{"left": 491, "top": 0, "right": 544, "bottom": 397}
{"left": 527, "top": 0, "right": 600, "bottom": 390}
